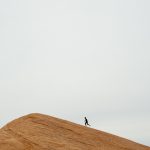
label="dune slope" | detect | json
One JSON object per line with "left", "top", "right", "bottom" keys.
{"left": 0, "top": 113, "right": 149, "bottom": 150}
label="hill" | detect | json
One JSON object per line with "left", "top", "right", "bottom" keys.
{"left": 0, "top": 113, "right": 149, "bottom": 150}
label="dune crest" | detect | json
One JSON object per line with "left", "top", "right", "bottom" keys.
{"left": 0, "top": 113, "right": 149, "bottom": 150}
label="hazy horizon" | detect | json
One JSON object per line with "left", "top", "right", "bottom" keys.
{"left": 0, "top": 0, "right": 150, "bottom": 146}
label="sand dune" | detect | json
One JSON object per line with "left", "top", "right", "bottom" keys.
{"left": 0, "top": 113, "right": 149, "bottom": 150}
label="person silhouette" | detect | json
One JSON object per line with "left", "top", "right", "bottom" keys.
{"left": 84, "top": 117, "right": 90, "bottom": 126}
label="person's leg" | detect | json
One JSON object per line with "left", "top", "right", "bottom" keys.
{"left": 85, "top": 121, "right": 88, "bottom": 126}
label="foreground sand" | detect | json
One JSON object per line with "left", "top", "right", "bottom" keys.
{"left": 0, "top": 113, "right": 149, "bottom": 150}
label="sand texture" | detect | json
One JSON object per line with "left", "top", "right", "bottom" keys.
{"left": 0, "top": 113, "right": 149, "bottom": 150}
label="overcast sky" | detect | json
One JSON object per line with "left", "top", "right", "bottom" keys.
{"left": 0, "top": 0, "right": 150, "bottom": 146}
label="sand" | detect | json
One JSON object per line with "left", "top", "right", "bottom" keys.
{"left": 0, "top": 113, "right": 149, "bottom": 150}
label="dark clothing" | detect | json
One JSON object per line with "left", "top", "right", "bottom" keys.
{"left": 84, "top": 117, "right": 90, "bottom": 126}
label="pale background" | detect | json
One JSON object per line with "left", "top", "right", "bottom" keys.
{"left": 0, "top": 0, "right": 150, "bottom": 146}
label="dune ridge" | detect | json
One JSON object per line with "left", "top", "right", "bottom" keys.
{"left": 0, "top": 113, "right": 149, "bottom": 150}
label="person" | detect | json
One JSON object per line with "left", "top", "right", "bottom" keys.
{"left": 84, "top": 117, "right": 90, "bottom": 126}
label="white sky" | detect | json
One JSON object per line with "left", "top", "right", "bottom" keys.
{"left": 0, "top": 0, "right": 150, "bottom": 146}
